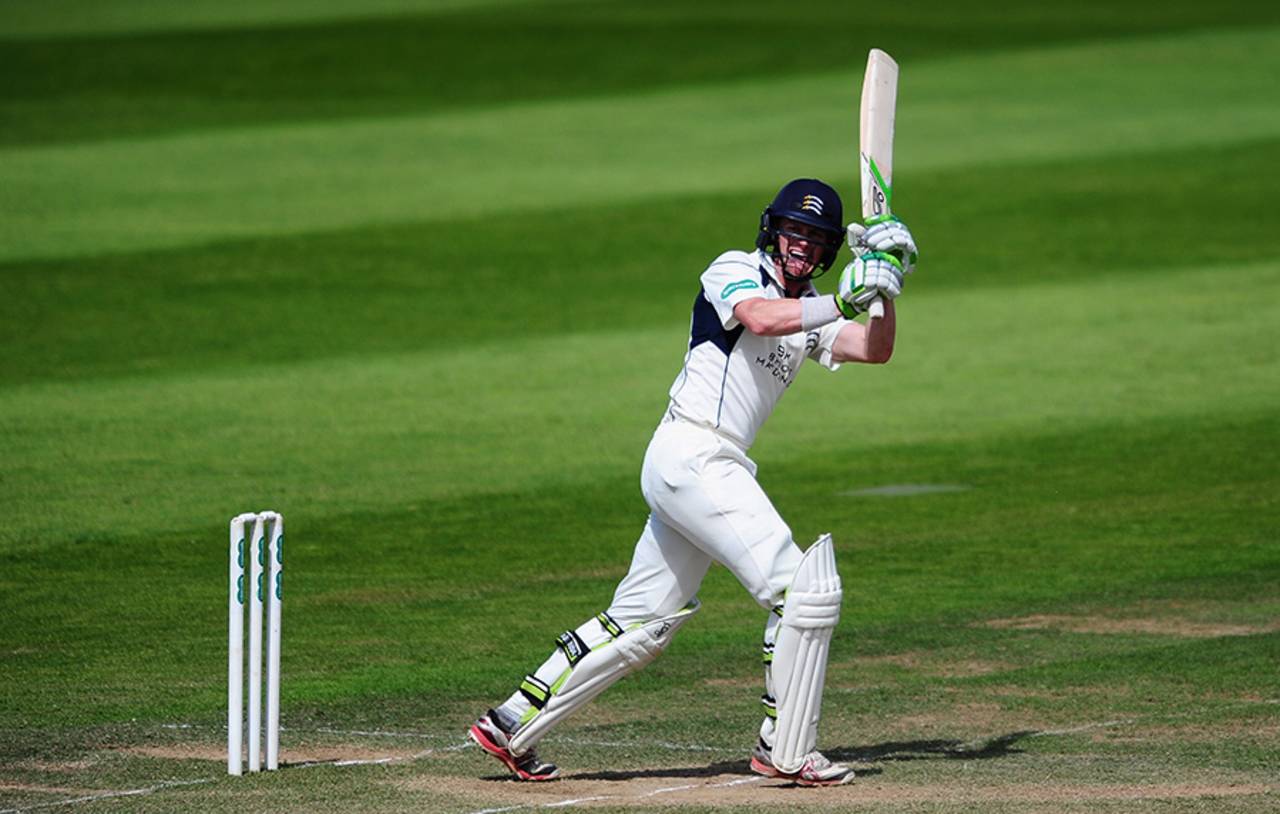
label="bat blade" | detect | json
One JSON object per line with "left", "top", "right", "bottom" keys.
{"left": 859, "top": 48, "right": 899, "bottom": 320}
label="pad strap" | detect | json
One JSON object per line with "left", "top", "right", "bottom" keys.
{"left": 555, "top": 629, "right": 589, "bottom": 666}
{"left": 596, "top": 611, "right": 624, "bottom": 639}
{"left": 519, "top": 675, "right": 551, "bottom": 710}
{"left": 761, "top": 692, "right": 777, "bottom": 720}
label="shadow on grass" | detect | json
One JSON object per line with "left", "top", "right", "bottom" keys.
{"left": 553, "top": 730, "right": 1035, "bottom": 782}
{"left": 830, "top": 730, "right": 1038, "bottom": 763}
{"left": 565, "top": 759, "right": 752, "bottom": 782}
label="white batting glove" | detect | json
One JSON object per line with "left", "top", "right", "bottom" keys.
{"left": 847, "top": 215, "right": 918, "bottom": 275}
{"left": 836, "top": 252, "right": 904, "bottom": 318}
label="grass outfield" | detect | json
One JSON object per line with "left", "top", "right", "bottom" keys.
{"left": 2, "top": 2, "right": 1279, "bottom": 812}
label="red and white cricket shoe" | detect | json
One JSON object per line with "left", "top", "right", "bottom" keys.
{"left": 749, "top": 737, "right": 854, "bottom": 786}
{"left": 468, "top": 710, "right": 561, "bottom": 782}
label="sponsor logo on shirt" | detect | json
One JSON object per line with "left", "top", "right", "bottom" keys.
{"left": 721, "top": 279, "right": 760, "bottom": 299}
{"left": 756, "top": 343, "right": 798, "bottom": 386}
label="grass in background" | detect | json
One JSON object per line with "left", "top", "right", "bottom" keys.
{"left": 1, "top": 1, "right": 1278, "bottom": 812}
{"left": 4, "top": 0, "right": 1277, "bottom": 146}
{"left": 4, "top": 27, "right": 1280, "bottom": 262}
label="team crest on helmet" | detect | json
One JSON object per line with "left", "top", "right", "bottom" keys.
{"left": 799, "top": 195, "right": 825, "bottom": 216}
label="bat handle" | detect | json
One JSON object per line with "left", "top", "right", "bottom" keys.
{"left": 868, "top": 297, "right": 885, "bottom": 320}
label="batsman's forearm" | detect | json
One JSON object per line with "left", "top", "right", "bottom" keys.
{"left": 832, "top": 300, "right": 895, "bottom": 363}
{"left": 733, "top": 298, "right": 805, "bottom": 336}
{"left": 864, "top": 299, "right": 895, "bottom": 362}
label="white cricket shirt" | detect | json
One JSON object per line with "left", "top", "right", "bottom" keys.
{"left": 663, "top": 249, "right": 844, "bottom": 450}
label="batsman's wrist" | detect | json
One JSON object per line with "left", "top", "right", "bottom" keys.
{"left": 833, "top": 293, "right": 860, "bottom": 320}
{"left": 800, "top": 294, "right": 843, "bottom": 330}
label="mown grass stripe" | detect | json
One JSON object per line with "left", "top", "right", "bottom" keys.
{"left": 5, "top": 1, "right": 1273, "bottom": 148}
{"left": 2, "top": 258, "right": 1276, "bottom": 549}
{"left": 3, "top": 137, "right": 1278, "bottom": 390}
{"left": 2, "top": 27, "right": 1278, "bottom": 263}
{"left": 0, "top": 0, "right": 552, "bottom": 39}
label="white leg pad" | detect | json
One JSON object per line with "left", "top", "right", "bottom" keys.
{"left": 509, "top": 601, "right": 698, "bottom": 755}
{"left": 770, "top": 534, "right": 842, "bottom": 773}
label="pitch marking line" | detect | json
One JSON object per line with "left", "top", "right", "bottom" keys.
{"left": 307, "top": 726, "right": 459, "bottom": 741}
{"left": 0, "top": 738, "right": 463, "bottom": 814}
{"left": 465, "top": 776, "right": 765, "bottom": 814}
{"left": 0, "top": 779, "right": 213, "bottom": 814}
{"left": 552, "top": 736, "right": 732, "bottom": 754}
{"left": 163, "top": 723, "right": 734, "bottom": 754}
{"left": 293, "top": 742, "right": 471, "bottom": 770}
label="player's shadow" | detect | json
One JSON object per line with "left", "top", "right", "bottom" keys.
{"left": 828, "top": 729, "right": 1038, "bottom": 763}
{"left": 564, "top": 730, "right": 1036, "bottom": 782}
{"left": 567, "top": 758, "right": 753, "bottom": 782}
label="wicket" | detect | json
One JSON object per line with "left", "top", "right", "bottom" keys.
{"left": 228, "top": 510, "right": 284, "bottom": 775}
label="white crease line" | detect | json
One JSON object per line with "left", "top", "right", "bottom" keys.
{"left": 640, "top": 783, "right": 697, "bottom": 797}
{"left": 552, "top": 737, "right": 732, "bottom": 754}
{"left": 465, "top": 775, "right": 764, "bottom": 814}
{"left": 294, "top": 752, "right": 428, "bottom": 769}
{"left": 468, "top": 796, "right": 618, "bottom": 814}
{"left": 293, "top": 741, "right": 471, "bottom": 770}
{"left": 161, "top": 722, "right": 453, "bottom": 741}
{"left": 0, "top": 778, "right": 212, "bottom": 814}
{"left": 306, "top": 726, "right": 455, "bottom": 740}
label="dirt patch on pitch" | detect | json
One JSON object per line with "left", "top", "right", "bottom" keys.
{"left": 407, "top": 771, "right": 764, "bottom": 810}
{"left": 821, "top": 782, "right": 1268, "bottom": 807}
{"left": 881, "top": 702, "right": 1046, "bottom": 741}
{"left": 123, "top": 741, "right": 427, "bottom": 764}
{"left": 0, "top": 781, "right": 105, "bottom": 795}
{"left": 981, "top": 613, "right": 1279, "bottom": 638}
{"left": 414, "top": 773, "right": 1271, "bottom": 810}
{"left": 840, "top": 652, "right": 1013, "bottom": 678}
{"left": 15, "top": 757, "right": 100, "bottom": 773}
{"left": 820, "top": 782, "right": 1270, "bottom": 806}
{"left": 983, "top": 684, "right": 1119, "bottom": 700}
{"left": 1097, "top": 719, "right": 1280, "bottom": 744}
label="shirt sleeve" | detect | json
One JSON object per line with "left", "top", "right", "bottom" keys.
{"left": 805, "top": 317, "right": 845, "bottom": 371}
{"left": 699, "top": 251, "right": 765, "bottom": 329}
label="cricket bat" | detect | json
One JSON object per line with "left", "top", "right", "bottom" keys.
{"left": 859, "top": 48, "right": 899, "bottom": 320}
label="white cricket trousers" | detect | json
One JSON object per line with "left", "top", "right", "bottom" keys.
{"left": 495, "top": 418, "right": 803, "bottom": 730}
{"left": 607, "top": 418, "right": 803, "bottom": 624}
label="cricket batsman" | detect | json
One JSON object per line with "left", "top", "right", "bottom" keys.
{"left": 469, "top": 179, "right": 918, "bottom": 785}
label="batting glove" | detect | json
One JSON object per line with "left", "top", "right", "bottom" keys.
{"left": 847, "top": 215, "right": 918, "bottom": 275}
{"left": 836, "top": 252, "right": 904, "bottom": 318}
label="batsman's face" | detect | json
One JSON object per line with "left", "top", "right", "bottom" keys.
{"left": 776, "top": 217, "right": 827, "bottom": 282}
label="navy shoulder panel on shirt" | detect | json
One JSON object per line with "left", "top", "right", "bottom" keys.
{"left": 690, "top": 288, "right": 745, "bottom": 355}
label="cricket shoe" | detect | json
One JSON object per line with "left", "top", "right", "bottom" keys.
{"left": 749, "top": 737, "right": 854, "bottom": 786}
{"left": 468, "top": 710, "right": 561, "bottom": 781}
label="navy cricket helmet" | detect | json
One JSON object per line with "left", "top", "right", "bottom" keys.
{"left": 755, "top": 178, "right": 844, "bottom": 278}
